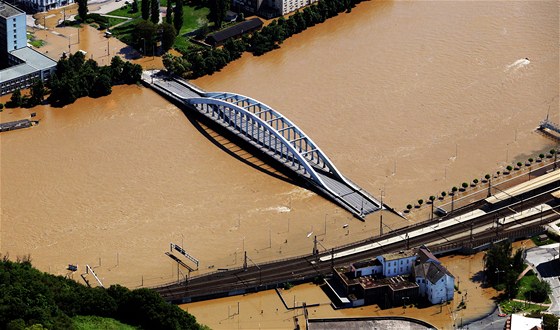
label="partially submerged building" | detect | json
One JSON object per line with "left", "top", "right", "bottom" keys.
{"left": 0, "top": 1, "right": 57, "bottom": 95}
{"left": 329, "top": 246, "right": 454, "bottom": 309}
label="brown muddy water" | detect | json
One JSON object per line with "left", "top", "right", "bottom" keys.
{"left": 0, "top": 0, "right": 558, "bottom": 325}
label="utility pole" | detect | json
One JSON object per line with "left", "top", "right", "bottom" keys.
{"left": 313, "top": 236, "right": 318, "bottom": 256}
{"left": 379, "top": 191, "right": 384, "bottom": 236}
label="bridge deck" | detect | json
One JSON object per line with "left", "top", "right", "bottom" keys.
{"left": 143, "top": 71, "right": 380, "bottom": 217}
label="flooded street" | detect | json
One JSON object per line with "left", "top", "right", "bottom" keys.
{"left": 0, "top": 0, "right": 558, "bottom": 325}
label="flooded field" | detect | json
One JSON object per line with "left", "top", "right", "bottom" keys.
{"left": 0, "top": 0, "right": 558, "bottom": 327}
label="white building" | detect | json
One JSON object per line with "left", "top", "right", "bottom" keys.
{"left": 413, "top": 246, "right": 455, "bottom": 304}
{"left": 233, "top": 0, "right": 318, "bottom": 17}
{"left": 507, "top": 314, "right": 542, "bottom": 330}
{"left": 17, "top": 0, "right": 74, "bottom": 13}
{"left": 377, "top": 249, "right": 417, "bottom": 278}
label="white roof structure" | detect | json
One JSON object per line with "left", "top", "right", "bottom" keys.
{"left": 510, "top": 314, "right": 542, "bottom": 330}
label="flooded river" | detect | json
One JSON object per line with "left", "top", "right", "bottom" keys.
{"left": 1, "top": 0, "right": 558, "bottom": 301}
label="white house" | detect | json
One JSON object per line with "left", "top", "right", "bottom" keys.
{"left": 377, "top": 249, "right": 417, "bottom": 278}
{"left": 413, "top": 246, "right": 455, "bottom": 304}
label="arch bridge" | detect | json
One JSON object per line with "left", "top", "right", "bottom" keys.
{"left": 146, "top": 73, "right": 381, "bottom": 218}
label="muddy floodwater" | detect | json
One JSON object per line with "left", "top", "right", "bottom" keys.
{"left": 0, "top": 0, "right": 558, "bottom": 324}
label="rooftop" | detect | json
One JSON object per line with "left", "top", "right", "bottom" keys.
{"left": 352, "top": 258, "right": 382, "bottom": 270}
{"left": 381, "top": 249, "right": 416, "bottom": 261}
{"left": 0, "top": 2, "right": 24, "bottom": 19}
{"left": 206, "top": 17, "right": 263, "bottom": 44}
{"left": 361, "top": 275, "right": 418, "bottom": 291}
{"left": 1, "top": 48, "right": 57, "bottom": 83}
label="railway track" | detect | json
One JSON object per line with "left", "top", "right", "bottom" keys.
{"left": 154, "top": 181, "right": 559, "bottom": 303}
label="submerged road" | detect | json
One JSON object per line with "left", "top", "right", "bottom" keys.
{"left": 154, "top": 176, "right": 560, "bottom": 303}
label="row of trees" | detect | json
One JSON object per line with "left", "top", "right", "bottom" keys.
{"left": 164, "top": 0, "right": 365, "bottom": 78}
{"left": 406, "top": 148, "right": 559, "bottom": 213}
{"left": 0, "top": 256, "right": 207, "bottom": 329}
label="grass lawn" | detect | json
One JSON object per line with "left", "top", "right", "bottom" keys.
{"left": 531, "top": 234, "right": 558, "bottom": 246}
{"left": 111, "top": 19, "right": 138, "bottom": 44}
{"left": 499, "top": 300, "right": 548, "bottom": 314}
{"left": 108, "top": 16, "right": 130, "bottom": 27}
{"left": 107, "top": 4, "right": 142, "bottom": 19}
{"left": 27, "top": 33, "right": 44, "bottom": 48}
{"left": 110, "top": 3, "right": 208, "bottom": 53}
{"left": 73, "top": 315, "right": 136, "bottom": 330}
{"left": 516, "top": 272, "right": 551, "bottom": 304}
{"left": 173, "top": 5, "right": 209, "bottom": 50}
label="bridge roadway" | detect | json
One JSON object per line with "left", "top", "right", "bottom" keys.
{"left": 142, "top": 71, "right": 380, "bottom": 218}
{"left": 154, "top": 181, "right": 560, "bottom": 303}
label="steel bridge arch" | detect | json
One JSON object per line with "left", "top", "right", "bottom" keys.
{"left": 184, "top": 92, "right": 368, "bottom": 202}
{"left": 185, "top": 96, "right": 331, "bottom": 187}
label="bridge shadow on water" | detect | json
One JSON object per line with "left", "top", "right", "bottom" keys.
{"left": 183, "top": 110, "right": 310, "bottom": 190}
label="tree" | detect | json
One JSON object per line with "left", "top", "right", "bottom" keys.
{"left": 516, "top": 161, "right": 522, "bottom": 168}
{"left": 9, "top": 89, "right": 23, "bottom": 108}
{"left": 461, "top": 182, "right": 468, "bottom": 189}
{"left": 417, "top": 199, "right": 424, "bottom": 206}
{"left": 506, "top": 165, "right": 513, "bottom": 172}
{"left": 472, "top": 178, "right": 479, "bottom": 185}
{"left": 165, "top": 0, "right": 173, "bottom": 24}
{"left": 77, "top": 0, "right": 88, "bottom": 20}
{"left": 173, "top": 0, "right": 183, "bottom": 34}
{"left": 141, "top": 0, "right": 150, "bottom": 20}
{"left": 528, "top": 280, "right": 551, "bottom": 303}
{"left": 160, "top": 22, "right": 176, "bottom": 52}
{"left": 132, "top": 0, "right": 139, "bottom": 12}
{"left": 406, "top": 204, "right": 412, "bottom": 211}
{"left": 539, "top": 153, "right": 545, "bottom": 161}
{"left": 441, "top": 191, "right": 447, "bottom": 198}
{"left": 91, "top": 74, "right": 112, "bottom": 97}
{"left": 29, "top": 79, "right": 46, "bottom": 106}
{"left": 485, "top": 174, "right": 491, "bottom": 181}
{"left": 150, "top": 0, "right": 160, "bottom": 24}
{"left": 483, "top": 240, "right": 512, "bottom": 286}
{"left": 451, "top": 186, "right": 458, "bottom": 194}
{"left": 133, "top": 20, "right": 157, "bottom": 55}
{"left": 208, "top": 0, "right": 229, "bottom": 29}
